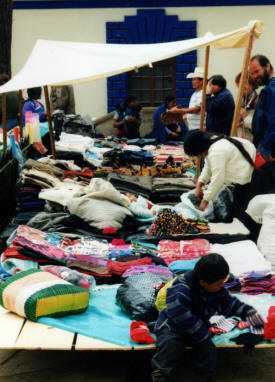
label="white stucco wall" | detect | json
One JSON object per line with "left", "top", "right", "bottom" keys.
{"left": 11, "top": 5, "right": 275, "bottom": 118}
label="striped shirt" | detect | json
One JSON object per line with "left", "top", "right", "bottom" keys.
{"left": 155, "top": 271, "right": 254, "bottom": 343}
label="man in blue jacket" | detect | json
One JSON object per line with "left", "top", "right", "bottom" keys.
{"left": 250, "top": 55, "right": 275, "bottom": 161}
{"left": 152, "top": 254, "right": 261, "bottom": 382}
{"left": 206, "top": 75, "right": 235, "bottom": 135}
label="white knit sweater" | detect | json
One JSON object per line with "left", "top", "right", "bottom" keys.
{"left": 198, "top": 137, "right": 256, "bottom": 202}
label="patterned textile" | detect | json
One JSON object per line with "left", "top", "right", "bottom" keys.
{"left": 131, "top": 241, "right": 158, "bottom": 256}
{"left": 148, "top": 209, "right": 210, "bottom": 237}
{"left": 241, "top": 271, "right": 275, "bottom": 295}
{"left": 13, "top": 235, "right": 66, "bottom": 262}
{"left": 0, "top": 269, "right": 90, "bottom": 321}
{"left": 158, "top": 239, "right": 211, "bottom": 265}
{"left": 153, "top": 146, "right": 193, "bottom": 168}
{"left": 209, "top": 315, "right": 239, "bottom": 333}
{"left": 122, "top": 264, "right": 173, "bottom": 278}
{"left": 64, "top": 237, "right": 109, "bottom": 259}
{"left": 13, "top": 236, "right": 66, "bottom": 262}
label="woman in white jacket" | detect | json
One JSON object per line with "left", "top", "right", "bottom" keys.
{"left": 184, "top": 130, "right": 256, "bottom": 211}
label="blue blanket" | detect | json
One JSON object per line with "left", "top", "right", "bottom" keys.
{"left": 38, "top": 288, "right": 275, "bottom": 348}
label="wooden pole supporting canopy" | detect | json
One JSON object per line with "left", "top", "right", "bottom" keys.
{"left": 43, "top": 85, "right": 56, "bottom": 159}
{"left": 196, "top": 45, "right": 210, "bottom": 179}
{"left": 1, "top": 93, "right": 7, "bottom": 155}
{"left": 18, "top": 90, "right": 23, "bottom": 140}
{"left": 230, "top": 30, "right": 255, "bottom": 137}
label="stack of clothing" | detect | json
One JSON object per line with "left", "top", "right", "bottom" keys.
{"left": 17, "top": 185, "right": 45, "bottom": 213}
{"left": 153, "top": 146, "right": 193, "bottom": 169}
{"left": 148, "top": 209, "right": 210, "bottom": 237}
{"left": 158, "top": 238, "right": 211, "bottom": 265}
{"left": 122, "top": 150, "right": 154, "bottom": 166}
{"left": 150, "top": 176, "right": 195, "bottom": 204}
{"left": 224, "top": 274, "right": 241, "bottom": 292}
{"left": 241, "top": 271, "right": 275, "bottom": 295}
{"left": 107, "top": 172, "right": 152, "bottom": 199}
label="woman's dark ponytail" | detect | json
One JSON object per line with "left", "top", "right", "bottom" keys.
{"left": 210, "top": 136, "right": 255, "bottom": 168}
{"left": 184, "top": 130, "right": 254, "bottom": 168}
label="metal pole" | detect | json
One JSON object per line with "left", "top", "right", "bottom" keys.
{"left": 2, "top": 93, "right": 7, "bottom": 155}
{"left": 230, "top": 30, "right": 255, "bottom": 137}
{"left": 43, "top": 85, "right": 56, "bottom": 159}
{"left": 196, "top": 45, "right": 210, "bottom": 179}
{"left": 18, "top": 90, "right": 23, "bottom": 139}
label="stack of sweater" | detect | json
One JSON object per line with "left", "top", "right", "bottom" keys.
{"left": 241, "top": 271, "right": 275, "bottom": 295}
{"left": 150, "top": 176, "right": 195, "bottom": 204}
{"left": 107, "top": 172, "right": 153, "bottom": 199}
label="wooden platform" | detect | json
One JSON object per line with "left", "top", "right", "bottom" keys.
{"left": 0, "top": 307, "right": 274, "bottom": 351}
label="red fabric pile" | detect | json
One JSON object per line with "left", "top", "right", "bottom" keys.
{"left": 264, "top": 306, "right": 275, "bottom": 340}
{"left": 107, "top": 257, "right": 152, "bottom": 276}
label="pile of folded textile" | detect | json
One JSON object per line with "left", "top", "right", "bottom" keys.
{"left": 107, "top": 172, "right": 153, "bottom": 199}
{"left": 241, "top": 270, "right": 275, "bottom": 295}
{"left": 153, "top": 145, "right": 194, "bottom": 169}
{"left": 150, "top": 176, "right": 195, "bottom": 204}
{"left": 158, "top": 238, "right": 211, "bottom": 265}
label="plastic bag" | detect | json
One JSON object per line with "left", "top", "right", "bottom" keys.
{"left": 246, "top": 194, "right": 275, "bottom": 270}
{"left": 180, "top": 190, "right": 214, "bottom": 219}
{"left": 116, "top": 273, "right": 172, "bottom": 322}
{"left": 179, "top": 186, "right": 233, "bottom": 222}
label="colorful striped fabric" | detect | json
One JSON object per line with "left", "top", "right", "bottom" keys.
{"left": 0, "top": 269, "right": 90, "bottom": 321}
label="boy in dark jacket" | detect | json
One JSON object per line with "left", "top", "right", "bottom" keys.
{"left": 152, "top": 253, "right": 261, "bottom": 382}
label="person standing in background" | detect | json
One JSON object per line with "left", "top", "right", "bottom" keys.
{"left": 206, "top": 75, "right": 235, "bottom": 136}
{"left": 113, "top": 94, "right": 142, "bottom": 139}
{"left": 235, "top": 72, "right": 258, "bottom": 140}
{"left": 250, "top": 55, "right": 275, "bottom": 161}
{"left": 50, "top": 85, "right": 75, "bottom": 115}
{"left": 22, "top": 87, "right": 47, "bottom": 124}
{"left": 169, "top": 67, "right": 204, "bottom": 130}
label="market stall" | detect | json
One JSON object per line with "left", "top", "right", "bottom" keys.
{"left": 0, "top": 20, "right": 274, "bottom": 353}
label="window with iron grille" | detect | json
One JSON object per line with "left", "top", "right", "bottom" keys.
{"left": 128, "top": 58, "right": 176, "bottom": 107}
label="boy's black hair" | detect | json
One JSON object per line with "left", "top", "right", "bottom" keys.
{"left": 209, "top": 75, "right": 226, "bottom": 89}
{"left": 124, "top": 94, "right": 137, "bottom": 107}
{"left": 165, "top": 94, "right": 176, "bottom": 104}
{"left": 27, "top": 87, "right": 42, "bottom": 100}
{"left": 194, "top": 253, "right": 229, "bottom": 284}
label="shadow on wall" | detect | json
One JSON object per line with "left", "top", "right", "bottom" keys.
{"left": 94, "top": 107, "right": 156, "bottom": 137}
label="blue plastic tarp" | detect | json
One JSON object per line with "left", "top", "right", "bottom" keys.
{"left": 38, "top": 288, "right": 275, "bottom": 348}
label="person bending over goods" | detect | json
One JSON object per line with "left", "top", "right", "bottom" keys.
{"left": 152, "top": 253, "right": 262, "bottom": 382}
{"left": 183, "top": 130, "right": 256, "bottom": 212}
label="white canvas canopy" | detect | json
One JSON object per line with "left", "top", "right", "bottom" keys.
{"left": 0, "top": 20, "right": 263, "bottom": 94}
